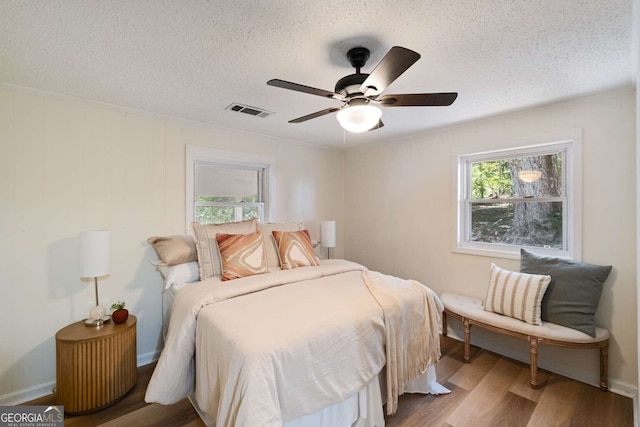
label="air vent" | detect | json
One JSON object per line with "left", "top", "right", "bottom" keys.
{"left": 226, "top": 103, "right": 273, "bottom": 118}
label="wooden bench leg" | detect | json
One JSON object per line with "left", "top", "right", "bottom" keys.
{"left": 600, "top": 343, "right": 609, "bottom": 391}
{"left": 463, "top": 318, "right": 471, "bottom": 363}
{"left": 442, "top": 310, "right": 448, "bottom": 337}
{"left": 529, "top": 337, "right": 539, "bottom": 389}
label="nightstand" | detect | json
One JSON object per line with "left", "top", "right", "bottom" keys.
{"left": 55, "top": 315, "right": 137, "bottom": 414}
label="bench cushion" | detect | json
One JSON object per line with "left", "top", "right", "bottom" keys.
{"left": 441, "top": 292, "right": 609, "bottom": 343}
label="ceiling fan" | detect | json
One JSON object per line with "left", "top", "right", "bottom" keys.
{"left": 267, "top": 46, "right": 457, "bottom": 133}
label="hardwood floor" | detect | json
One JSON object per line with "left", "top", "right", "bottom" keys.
{"left": 26, "top": 336, "right": 633, "bottom": 426}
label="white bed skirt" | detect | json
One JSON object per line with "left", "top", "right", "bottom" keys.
{"left": 188, "top": 365, "right": 449, "bottom": 427}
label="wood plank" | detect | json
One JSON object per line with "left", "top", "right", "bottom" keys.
{"left": 446, "top": 357, "right": 525, "bottom": 426}
{"left": 612, "top": 392, "right": 635, "bottom": 427}
{"left": 97, "top": 400, "right": 204, "bottom": 427}
{"left": 569, "top": 381, "right": 634, "bottom": 427}
{"left": 483, "top": 391, "right": 536, "bottom": 427}
{"left": 527, "top": 373, "right": 581, "bottom": 426}
{"left": 508, "top": 365, "right": 549, "bottom": 403}
{"left": 434, "top": 353, "right": 465, "bottom": 384}
{"left": 446, "top": 350, "right": 499, "bottom": 391}
{"left": 386, "top": 383, "right": 467, "bottom": 427}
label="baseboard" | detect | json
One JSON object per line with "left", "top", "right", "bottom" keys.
{"left": 0, "top": 350, "right": 162, "bottom": 406}
{"left": 137, "top": 349, "right": 161, "bottom": 367}
{"left": 444, "top": 330, "right": 638, "bottom": 398}
{"left": 0, "top": 381, "right": 56, "bottom": 406}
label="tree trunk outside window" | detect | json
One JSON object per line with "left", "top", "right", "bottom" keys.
{"left": 506, "top": 155, "right": 561, "bottom": 246}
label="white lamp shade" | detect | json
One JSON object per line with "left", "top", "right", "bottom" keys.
{"left": 336, "top": 105, "right": 382, "bottom": 133}
{"left": 78, "top": 230, "right": 110, "bottom": 278}
{"left": 321, "top": 221, "right": 336, "bottom": 248}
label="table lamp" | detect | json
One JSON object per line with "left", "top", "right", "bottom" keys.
{"left": 321, "top": 220, "right": 336, "bottom": 259}
{"left": 79, "top": 230, "right": 111, "bottom": 327}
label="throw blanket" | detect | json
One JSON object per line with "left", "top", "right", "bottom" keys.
{"left": 363, "top": 270, "right": 443, "bottom": 415}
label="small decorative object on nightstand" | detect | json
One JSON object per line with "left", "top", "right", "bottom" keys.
{"left": 55, "top": 315, "right": 137, "bottom": 414}
{"left": 110, "top": 301, "right": 129, "bottom": 324}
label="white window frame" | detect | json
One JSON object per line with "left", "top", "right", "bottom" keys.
{"left": 455, "top": 129, "right": 582, "bottom": 260}
{"left": 186, "top": 145, "right": 275, "bottom": 231}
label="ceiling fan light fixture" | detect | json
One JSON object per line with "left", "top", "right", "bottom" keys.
{"left": 336, "top": 105, "right": 382, "bottom": 133}
{"left": 518, "top": 170, "right": 542, "bottom": 183}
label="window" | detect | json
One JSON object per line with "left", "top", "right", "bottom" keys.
{"left": 456, "top": 130, "right": 582, "bottom": 260}
{"left": 186, "top": 145, "right": 274, "bottom": 229}
{"left": 194, "top": 163, "right": 264, "bottom": 224}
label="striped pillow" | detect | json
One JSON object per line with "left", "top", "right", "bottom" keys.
{"left": 191, "top": 219, "right": 258, "bottom": 280}
{"left": 484, "top": 263, "right": 551, "bottom": 325}
{"left": 272, "top": 230, "right": 319, "bottom": 270}
{"left": 216, "top": 230, "right": 268, "bottom": 281}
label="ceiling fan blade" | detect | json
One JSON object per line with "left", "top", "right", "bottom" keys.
{"left": 367, "top": 120, "right": 384, "bottom": 131}
{"left": 359, "top": 46, "right": 421, "bottom": 95}
{"left": 267, "top": 79, "right": 344, "bottom": 101}
{"left": 378, "top": 92, "right": 458, "bottom": 107}
{"left": 289, "top": 107, "right": 342, "bottom": 123}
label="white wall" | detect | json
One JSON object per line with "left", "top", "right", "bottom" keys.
{"left": 0, "top": 86, "right": 344, "bottom": 403}
{"left": 344, "top": 87, "right": 638, "bottom": 394}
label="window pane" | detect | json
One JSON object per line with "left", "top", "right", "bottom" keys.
{"left": 195, "top": 205, "right": 262, "bottom": 224}
{"left": 195, "top": 206, "right": 235, "bottom": 224}
{"left": 242, "top": 207, "right": 260, "bottom": 221}
{"left": 471, "top": 153, "right": 562, "bottom": 199}
{"left": 471, "top": 160, "right": 512, "bottom": 199}
{"left": 195, "top": 163, "right": 259, "bottom": 201}
{"left": 471, "top": 201, "right": 563, "bottom": 249}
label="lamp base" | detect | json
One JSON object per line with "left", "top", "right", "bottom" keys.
{"left": 84, "top": 316, "right": 111, "bottom": 327}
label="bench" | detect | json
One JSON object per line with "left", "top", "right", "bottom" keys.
{"left": 440, "top": 292, "right": 610, "bottom": 390}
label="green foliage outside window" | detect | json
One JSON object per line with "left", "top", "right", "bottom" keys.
{"left": 195, "top": 195, "right": 260, "bottom": 224}
{"left": 471, "top": 160, "right": 512, "bottom": 199}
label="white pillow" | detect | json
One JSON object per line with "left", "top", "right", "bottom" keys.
{"left": 484, "top": 263, "right": 551, "bottom": 325}
{"left": 157, "top": 261, "right": 200, "bottom": 290}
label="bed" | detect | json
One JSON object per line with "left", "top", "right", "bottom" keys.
{"left": 145, "top": 221, "right": 448, "bottom": 427}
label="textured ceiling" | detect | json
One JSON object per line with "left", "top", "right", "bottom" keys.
{"left": 0, "top": 1, "right": 634, "bottom": 148}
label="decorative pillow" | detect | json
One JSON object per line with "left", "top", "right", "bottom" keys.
{"left": 157, "top": 261, "right": 200, "bottom": 290}
{"left": 191, "top": 219, "right": 258, "bottom": 280}
{"left": 258, "top": 222, "right": 305, "bottom": 268}
{"left": 147, "top": 234, "right": 197, "bottom": 266}
{"left": 520, "top": 249, "right": 612, "bottom": 337}
{"left": 272, "top": 230, "right": 319, "bottom": 270}
{"left": 484, "top": 263, "right": 551, "bottom": 325}
{"left": 216, "top": 230, "right": 268, "bottom": 281}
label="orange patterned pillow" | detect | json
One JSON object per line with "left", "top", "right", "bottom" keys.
{"left": 216, "top": 230, "right": 268, "bottom": 281}
{"left": 272, "top": 230, "right": 319, "bottom": 270}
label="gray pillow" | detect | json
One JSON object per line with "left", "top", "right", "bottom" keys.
{"left": 519, "top": 249, "right": 612, "bottom": 337}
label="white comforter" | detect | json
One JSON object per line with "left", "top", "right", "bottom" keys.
{"left": 145, "top": 260, "right": 442, "bottom": 427}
